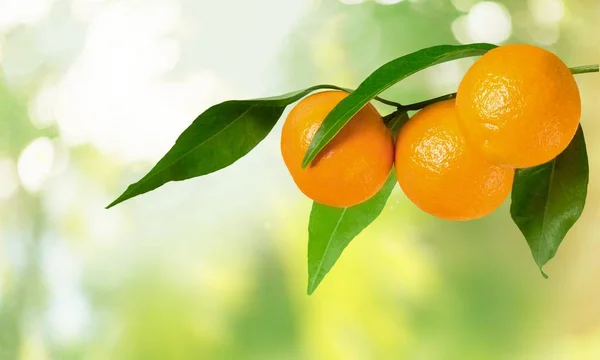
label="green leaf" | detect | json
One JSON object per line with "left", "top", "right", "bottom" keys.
{"left": 107, "top": 84, "right": 348, "bottom": 209}
{"left": 307, "top": 171, "right": 397, "bottom": 295}
{"left": 510, "top": 126, "right": 589, "bottom": 276}
{"left": 301, "top": 43, "right": 497, "bottom": 168}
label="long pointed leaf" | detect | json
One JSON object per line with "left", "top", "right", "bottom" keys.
{"left": 301, "top": 43, "right": 496, "bottom": 167}
{"left": 510, "top": 126, "right": 588, "bottom": 275}
{"left": 307, "top": 171, "right": 397, "bottom": 294}
{"left": 107, "top": 85, "right": 347, "bottom": 208}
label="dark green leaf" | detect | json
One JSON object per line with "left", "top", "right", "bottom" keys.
{"left": 307, "top": 171, "right": 397, "bottom": 295}
{"left": 301, "top": 43, "right": 497, "bottom": 168}
{"left": 510, "top": 126, "right": 588, "bottom": 276}
{"left": 107, "top": 84, "right": 348, "bottom": 208}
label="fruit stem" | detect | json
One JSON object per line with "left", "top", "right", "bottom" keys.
{"left": 383, "top": 111, "right": 410, "bottom": 138}
{"left": 401, "top": 93, "right": 457, "bottom": 112}
{"left": 570, "top": 64, "right": 599, "bottom": 75}
{"left": 318, "top": 84, "right": 403, "bottom": 108}
{"left": 372, "top": 96, "right": 403, "bottom": 108}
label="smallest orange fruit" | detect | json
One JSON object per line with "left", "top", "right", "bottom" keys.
{"left": 281, "top": 91, "right": 394, "bottom": 208}
{"left": 395, "top": 100, "right": 514, "bottom": 221}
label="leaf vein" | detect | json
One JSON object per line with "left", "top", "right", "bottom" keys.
{"left": 538, "top": 160, "right": 557, "bottom": 265}
{"left": 309, "top": 207, "right": 348, "bottom": 290}
{"left": 129, "top": 104, "right": 259, "bottom": 191}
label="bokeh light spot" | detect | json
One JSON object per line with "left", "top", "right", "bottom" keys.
{"left": 375, "top": 0, "right": 403, "bottom": 5}
{"left": 451, "top": 15, "right": 471, "bottom": 44}
{"left": 0, "top": 0, "right": 55, "bottom": 31}
{"left": 338, "top": 0, "right": 366, "bottom": 5}
{"left": 0, "top": 158, "right": 19, "bottom": 200}
{"left": 50, "top": 1, "right": 232, "bottom": 162}
{"left": 528, "top": 0, "right": 564, "bottom": 25}
{"left": 426, "top": 60, "right": 470, "bottom": 94}
{"left": 17, "top": 137, "right": 55, "bottom": 193}
{"left": 466, "top": 1, "right": 512, "bottom": 44}
{"left": 29, "top": 83, "right": 57, "bottom": 129}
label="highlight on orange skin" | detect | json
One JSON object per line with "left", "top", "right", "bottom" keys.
{"left": 395, "top": 100, "right": 514, "bottom": 221}
{"left": 281, "top": 91, "right": 394, "bottom": 208}
{"left": 456, "top": 44, "right": 581, "bottom": 168}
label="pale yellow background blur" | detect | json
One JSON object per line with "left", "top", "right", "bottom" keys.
{"left": 0, "top": 0, "right": 599, "bottom": 359}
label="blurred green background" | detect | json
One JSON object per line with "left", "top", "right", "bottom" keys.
{"left": 1, "top": 0, "right": 599, "bottom": 359}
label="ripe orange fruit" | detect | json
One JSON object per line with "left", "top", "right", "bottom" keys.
{"left": 281, "top": 91, "right": 394, "bottom": 208}
{"left": 395, "top": 100, "right": 514, "bottom": 221}
{"left": 456, "top": 44, "right": 581, "bottom": 168}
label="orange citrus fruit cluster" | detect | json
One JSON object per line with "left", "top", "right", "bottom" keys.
{"left": 281, "top": 44, "right": 581, "bottom": 221}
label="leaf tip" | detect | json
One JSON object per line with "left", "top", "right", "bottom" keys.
{"left": 105, "top": 201, "right": 118, "bottom": 209}
{"left": 306, "top": 278, "right": 321, "bottom": 296}
{"left": 105, "top": 191, "right": 131, "bottom": 209}
{"left": 301, "top": 153, "right": 313, "bottom": 169}
{"left": 540, "top": 268, "right": 549, "bottom": 279}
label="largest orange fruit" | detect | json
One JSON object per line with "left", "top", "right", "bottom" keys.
{"left": 281, "top": 91, "right": 394, "bottom": 208}
{"left": 395, "top": 100, "right": 513, "bottom": 221}
{"left": 456, "top": 44, "right": 581, "bottom": 168}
